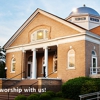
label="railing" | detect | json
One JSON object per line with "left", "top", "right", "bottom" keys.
{"left": 1, "top": 70, "right": 56, "bottom": 100}
{"left": 79, "top": 91, "right": 100, "bottom": 100}
{"left": 1, "top": 71, "right": 26, "bottom": 89}
{"left": 90, "top": 67, "right": 100, "bottom": 75}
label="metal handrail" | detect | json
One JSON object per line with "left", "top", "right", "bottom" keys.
{"left": 90, "top": 67, "right": 100, "bottom": 74}
{"left": 2, "top": 70, "right": 56, "bottom": 100}
{"left": 79, "top": 91, "right": 100, "bottom": 100}
{"left": 0, "top": 71, "right": 26, "bottom": 89}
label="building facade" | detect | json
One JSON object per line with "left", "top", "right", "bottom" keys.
{"left": 4, "top": 6, "right": 100, "bottom": 82}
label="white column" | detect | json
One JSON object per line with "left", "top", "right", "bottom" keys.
{"left": 32, "top": 48, "right": 37, "bottom": 79}
{"left": 44, "top": 46, "right": 48, "bottom": 78}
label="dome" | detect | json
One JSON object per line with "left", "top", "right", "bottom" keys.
{"left": 69, "top": 6, "right": 100, "bottom": 16}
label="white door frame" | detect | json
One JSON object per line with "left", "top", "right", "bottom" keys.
{"left": 27, "top": 62, "right": 32, "bottom": 78}
{"left": 92, "top": 56, "right": 97, "bottom": 74}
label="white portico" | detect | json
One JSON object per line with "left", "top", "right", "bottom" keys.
{"left": 31, "top": 46, "right": 49, "bottom": 79}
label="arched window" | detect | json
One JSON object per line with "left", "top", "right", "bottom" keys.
{"left": 31, "top": 29, "right": 48, "bottom": 42}
{"left": 11, "top": 58, "right": 16, "bottom": 72}
{"left": 68, "top": 49, "right": 75, "bottom": 69}
{"left": 53, "top": 52, "right": 57, "bottom": 72}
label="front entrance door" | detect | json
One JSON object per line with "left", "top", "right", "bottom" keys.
{"left": 28, "top": 62, "right": 32, "bottom": 78}
{"left": 43, "top": 66, "right": 46, "bottom": 77}
{"left": 92, "top": 57, "right": 97, "bottom": 74}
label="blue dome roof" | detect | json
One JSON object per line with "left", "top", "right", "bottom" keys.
{"left": 69, "top": 6, "right": 99, "bottom": 16}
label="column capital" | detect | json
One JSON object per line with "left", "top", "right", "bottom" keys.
{"left": 32, "top": 48, "right": 36, "bottom": 51}
{"left": 43, "top": 46, "right": 48, "bottom": 49}
{"left": 22, "top": 50, "right": 26, "bottom": 53}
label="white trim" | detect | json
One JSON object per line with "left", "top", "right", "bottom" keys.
{"left": 92, "top": 57, "right": 97, "bottom": 74}
{"left": 27, "top": 62, "right": 32, "bottom": 79}
{"left": 6, "top": 31, "right": 100, "bottom": 53}
{"left": 6, "top": 33, "right": 86, "bottom": 53}
{"left": 91, "top": 51, "right": 97, "bottom": 74}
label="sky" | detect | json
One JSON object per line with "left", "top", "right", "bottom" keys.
{"left": 0, "top": 0, "right": 100, "bottom": 47}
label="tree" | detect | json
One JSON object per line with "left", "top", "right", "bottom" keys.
{"left": 0, "top": 46, "right": 6, "bottom": 78}
{"left": 0, "top": 46, "right": 6, "bottom": 63}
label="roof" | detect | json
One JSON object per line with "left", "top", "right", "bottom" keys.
{"left": 90, "top": 25, "right": 100, "bottom": 36}
{"left": 69, "top": 6, "right": 100, "bottom": 16}
{"left": 3, "top": 8, "right": 86, "bottom": 49}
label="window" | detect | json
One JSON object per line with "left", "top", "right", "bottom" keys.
{"left": 53, "top": 52, "right": 57, "bottom": 72}
{"left": 11, "top": 58, "right": 16, "bottom": 72}
{"left": 31, "top": 29, "right": 48, "bottom": 42}
{"left": 91, "top": 50, "right": 97, "bottom": 74}
{"left": 75, "top": 17, "right": 86, "bottom": 21}
{"left": 90, "top": 18, "right": 99, "bottom": 22}
{"left": 37, "top": 30, "right": 44, "bottom": 40}
{"left": 68, "top": 49, "right": 75, "bottom": 69}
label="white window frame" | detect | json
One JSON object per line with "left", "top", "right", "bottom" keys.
{"left": 31, "top": 29, "right": 48, "bottom": 42}
{"left": 68, "top": 49, "right": 75, "bottom": 69}
{"left": 11, "top": 58, "right": 16, "bottom": 73}
{"left": 91, "top": 51, "right": 97, "bottom": 74}
{"left": 41, "top": 57, "right": 45, "bottom": 74}
{"left": 53, "top": 54, "right": 57, "bottom": 73}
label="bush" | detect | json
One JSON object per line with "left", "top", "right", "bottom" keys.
{"left": 62, "top": 77, "right": 93, "bottom": 100}
{"left": 40, "top": 92, "right": 51, "bottom": 100}
{"left": 81, "top": 80, "right": 98, "bottom": 94}
{"left": 50, "top": 97, "right": 65, "bottom": 100}
{"left": 27, "top": 94, "right": 39, "bottom": 100}
{"left": 56, "top": 91, "right": 63, "bottom": 97}
{"left": 14, "top": 95, "right": 27, "bottom": 100}
{"left": 46, "top": 91, "right": 55, "bottom": 97}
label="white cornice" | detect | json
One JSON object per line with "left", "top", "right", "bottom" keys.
{"left": 6, "top": 31, "right": 100, "bottom": 53}
{"left": 6, "top": 33, "right": 86, "bottom": 53}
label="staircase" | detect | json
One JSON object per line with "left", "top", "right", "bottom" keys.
{"left": 0, "top": 79, "right": 38, "bottom": 100}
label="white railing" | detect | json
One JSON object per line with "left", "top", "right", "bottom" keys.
{"left": 90, "top": 67, "right": 100, "bottom": 75}
{"left": 79, "top": 91, "right": 100, "bottom": 100}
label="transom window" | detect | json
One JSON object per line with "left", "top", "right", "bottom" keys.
{"left": 92, "top": 51, "right": 97, "bottom": 56}
{"left": 68, "top": 49, "right": 75, "bottom": 69}
{"left": 31, "top": 29, "right": 48, "bottom": 42}
{"left": 11, "top": 58, "right": 16, "bottom": 72}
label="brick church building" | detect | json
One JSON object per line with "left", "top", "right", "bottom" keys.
{"left": 4, "top": 5, "right": 100, "bottom": 83}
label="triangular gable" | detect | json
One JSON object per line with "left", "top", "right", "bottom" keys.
{"left": 4, "top": 8, "right": 86, "bottom": 49}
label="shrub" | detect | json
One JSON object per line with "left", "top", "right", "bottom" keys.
{"left": 46, "top": 91, "right": 55, "bottom": 97}
{"left": 27, "top": 94, "right": 39, "bottom": 100}
{"left": 40, "top": 92, "right": 51, "bottom": 100}
{"left": 62, "top": 77, "right": 92, "bottom": 100}
{"left": 56, "top": 91, "right": 63, "bottom": 97}
{"left": 14, "top": 95, "right": 27, "bottom": 100}
{"left": 50, "top": 97, "right": 65, "bottom": 100}
{"left": 81, "top": 80, "right": 98, "bottom": 94}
